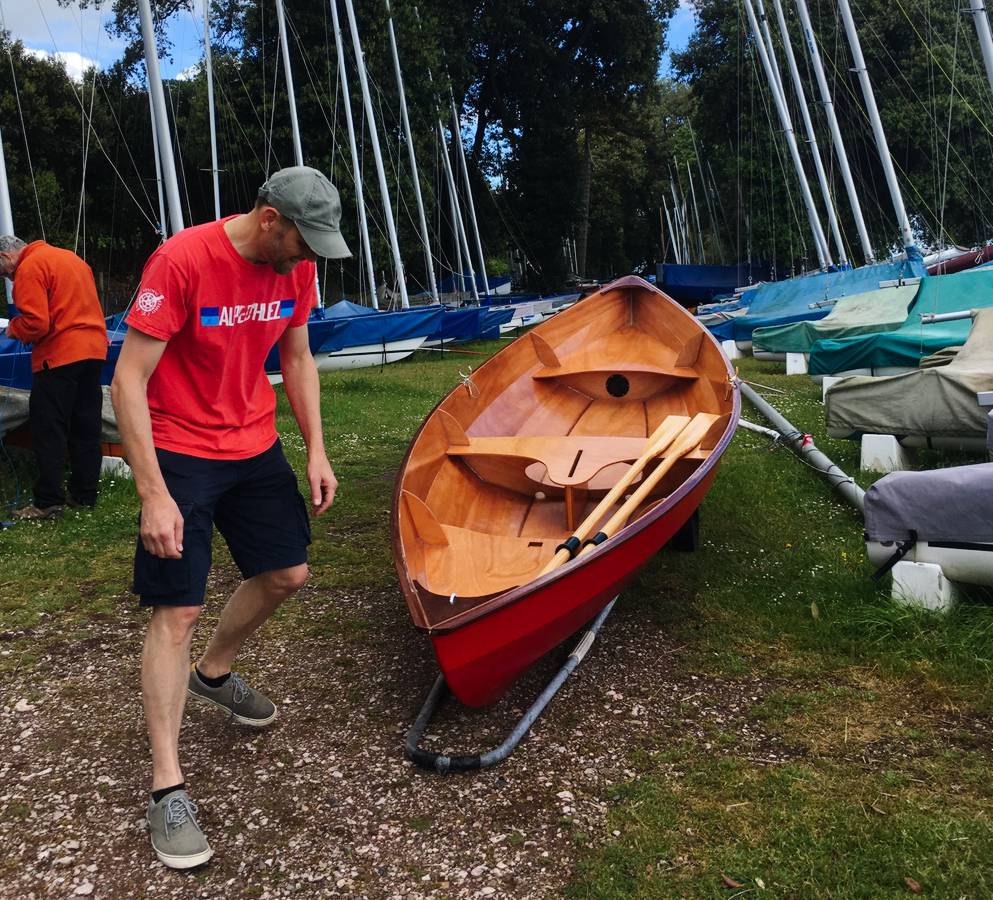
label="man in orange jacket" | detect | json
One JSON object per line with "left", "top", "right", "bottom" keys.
{"left": 1, "top": 235, "right": 109, "bottom": 518}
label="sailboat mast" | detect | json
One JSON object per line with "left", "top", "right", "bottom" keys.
{"left": 744, "top": 0, "right": 830, "bottom": 268}
{"left": 969, "top": 1, "right": 993, "bottom": 99}
{"left": 770, "top": 0, "right": 846, "bottom": 265}
{"left": 341, "top": 0, "right": 410, "bottom": 308}
{"left": 385, "top": 0, "right": 439, "bottom": 304}
{"left": 0, "top": 126, "right": 14, "bottom": 303}
{"left": 146, "top": 73, "right": 167, "bottom": 239}
{"left": 687, "top": 161, "right": 706, "bottom": 263}
{"left": 836, "top": 0, "right": 915, "bottom": 249}
{"left": 138, "top": 0, "right": 184, "bottom": 235}
{"left": 794, "top": 0, "right": 874, "bottom": 262}
{"left": 450, "top": 95, "right": 489, "bottom": 296}
{"left": 329, "top": 0, "right": 378, "bottom": 307}
{"left": 439, "top": 121, "right": 479, "bottom": 303}
{"left": 274, "top": 0, "right": 304, "bottom": 166}
{"left": 203, "top": 0, "right": 221, "bottom": 219}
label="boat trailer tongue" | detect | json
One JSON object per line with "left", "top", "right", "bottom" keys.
{"left": 738, "top": 380, "right": 865, "bottom": 514}
{"left": 404, "top": 598, "right": 617, "bottom": 774}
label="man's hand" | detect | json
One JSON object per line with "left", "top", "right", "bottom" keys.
{"left": 307, "top": 454, "right": 337, "bottom": 516}
{"left": 140, "top": 493, "right": 185, "bottom": 558}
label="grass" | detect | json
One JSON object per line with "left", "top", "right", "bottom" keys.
{"left": 3, "top": 346, "right": 993, "bottom": 896}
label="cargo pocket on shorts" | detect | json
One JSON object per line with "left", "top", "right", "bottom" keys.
{"left": 294, "top": 490, "right": 313, "bottom": 547}
{"left": 133, "top": 501, "right": 195, "bottom": 599}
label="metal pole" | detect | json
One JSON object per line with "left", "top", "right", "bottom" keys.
{"left": 342, "top": 0, "right": 409, "bottom": 308}
{"left": 138, "top": 0, "right": 184, "bottom": 235}
{"left": 663, "top": 197, "right": 681, "bottom": 265}
{"left": 439, "top": 121, "right": 479, "bottom": 303}
{"left": 203, "top": 0, "right": 221, "bottom": 219}
{"left": 740, "top": 381, "right": 865, "bottom": 512}
{"left": 755, "top": 0, "right": 788, "bottom": 102}
{"left": 450, "top": 95, "right": 489, "bottom": 296}
{"left": 385, "top": 0, "right": 438, "bottom": 304}
{"left": 330, "top": 0, "right": 378, "bottom": 308}
{"left": 969, "top": 1, "right": 993, "bottom": 99}
{"left": 687, "top": 161, "right": 706, "bottom": 263}
{"left": 0, "top": 126, "right": 14, "bottom": 304}
{"left": 447, "top": 167, "right": 464, "bottom": 301}
{"left": 146, "top": 74, "right": 167, "bottom": 239}
{"left": 744, "top": 0, "right": 830, "bottom": 267}
{"left": 274, "top": 0, "right": 304, "bottom": 166}
{"left": 771, "top": 0, "right": 847, "bottom": 265}
{"left": 794, "top": 0, "right": 874, "bottom": 262}
{"left": 837, "top": 0, "right": 915, "bottom": 249}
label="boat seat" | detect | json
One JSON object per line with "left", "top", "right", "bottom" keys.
{"left": 527, "top": 330, "right": 700, "bottom": 401}
{"left": 423, "top": 524, "right": 557, "bottom": 599}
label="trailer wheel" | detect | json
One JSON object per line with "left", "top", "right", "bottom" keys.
{"left": 669, "top": 509, "right": 700, "bottom": 552}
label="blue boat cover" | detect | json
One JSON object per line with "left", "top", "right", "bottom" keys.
{"left": 708, "top": 254, "right": 927, "bottom": 341}
{"left": 809, "top": 264, "right": 993, "bottom": 375}
{"left": 658, "top": 262, "right": 772, "bottom": 306}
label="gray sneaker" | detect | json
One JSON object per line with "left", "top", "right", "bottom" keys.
{"left": 146, "top": 790, "right": 213, "bottom": 869}
{"left": 187, "top": 667, "right": 277, "bottom": 727}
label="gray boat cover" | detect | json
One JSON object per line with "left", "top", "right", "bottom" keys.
{"left": 0, "top": 387, "right": 30, "bottom": 437}
{"left": 864, "top": 463, "right": 993, "bottom": 542}
{"left": 0, "top": 386, "right": 120, "bottom": 443}
{"left": 825, "top": 308, "right": 993, "bottom": 440}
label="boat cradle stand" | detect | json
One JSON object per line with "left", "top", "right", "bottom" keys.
{"left": 404, "top": 598, "right": 618, "bottom": 774}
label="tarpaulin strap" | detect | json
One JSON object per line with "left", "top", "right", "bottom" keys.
{"left": 555, "top": 535, "right": 581, "bottom": 558}
{"left": 870, "top": 529, "right": 918, "bottom": 581}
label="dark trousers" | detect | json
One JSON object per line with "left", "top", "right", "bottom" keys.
{"left": 29, "top": 359, "right": 104, "bottom": 508}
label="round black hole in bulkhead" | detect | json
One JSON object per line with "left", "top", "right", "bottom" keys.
{"left": 606, "top": 373, "right": 630, "bottom": 397}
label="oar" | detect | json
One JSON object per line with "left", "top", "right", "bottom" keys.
{"left": 538, "top": 414, "right": 692, "bottom": 576}
{"left": 574, "top": 412, "right": 720, "bottom": 560}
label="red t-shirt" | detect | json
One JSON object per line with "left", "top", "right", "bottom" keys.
{"left": 125, "top": 217, "right": 316, "bottom": 459}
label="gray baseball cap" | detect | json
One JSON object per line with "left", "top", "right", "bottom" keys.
{"left": 258, "top": 166, "right": 351, "bottom": 259}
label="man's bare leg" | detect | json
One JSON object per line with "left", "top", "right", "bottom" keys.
{"left": 143, "top": 604, "right": 202, "bottom": 789}
{"left": 196, "top": 564, "right": 308, "bottom": 678}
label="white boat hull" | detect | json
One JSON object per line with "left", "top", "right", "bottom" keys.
{"left": 267, "top": 336, "right": 427, "bottom": 384}
{"left": 867, "top": 539, "right": 993, "bottom": 586}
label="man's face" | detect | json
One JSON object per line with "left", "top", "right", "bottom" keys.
{"left": 0, "top": 251, "right": 16, "bottom": 280}
{"left": 262, "top": 213, "right": 317, "bottom": 275}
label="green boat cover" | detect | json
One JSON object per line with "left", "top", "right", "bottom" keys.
{"left": 809, "top": 265, "right": 993, "bottom": 375}
{"left": 751, "top": 283, "right": 919, "bottom": 353}
{"left": 825, "top": 308, "right": 993, "bottom": 440}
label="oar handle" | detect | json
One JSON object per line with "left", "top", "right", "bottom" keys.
{"left": 538, "top": 415, "right": 694, "bottom": 577}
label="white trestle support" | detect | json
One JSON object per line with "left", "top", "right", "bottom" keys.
{"left": 821, "top": 375, "right": 846, "bottom": 403}
{"left": 101, "top": 456, "right": 132, "bottom": 478}
{"left": 785, "top": 353, "right": 808, "bottom": 375}
{"left": 860, "top": 434, "right": 917, "bottom": 473}
{"left": 891, "top": 560, "right": 960, "bottom": 613}
{"left": 721, "top": 339, "right": 743, "bottom": 360}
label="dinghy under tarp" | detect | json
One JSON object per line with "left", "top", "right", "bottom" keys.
{"left": 864, "top": 463, "right": 993, "bottom": 587}
{"left": 752, "top": 283, "right": 919, "bottom": 354}
{"left": 810, "top": 265, "right": 993, "bottom": 377}
{"left": 825, "top": 308, "right": 993, "bottom": 445}
{"left": 707, "top": 255, "right": 926, "bottom": 344}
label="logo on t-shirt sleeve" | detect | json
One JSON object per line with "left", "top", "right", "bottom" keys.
{"left": 135, "top": 289, "right": 165, "bottom": 316}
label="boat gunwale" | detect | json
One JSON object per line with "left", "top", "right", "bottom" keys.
{"left": 390, "top": 274, "right": 741, "bottom": 635}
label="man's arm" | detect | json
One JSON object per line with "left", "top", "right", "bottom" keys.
{"left": 110, "top": 329, "right": 184, "bottom": 558}
{"left": 6, "top": 266, "right": 50, "bottom": 344}
{"left": 277, "top": 323, "right": 337, "bottom": 515}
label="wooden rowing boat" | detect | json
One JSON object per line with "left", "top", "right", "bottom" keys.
{"left": 392, "top": 275, "right": 739, "bottom": 707}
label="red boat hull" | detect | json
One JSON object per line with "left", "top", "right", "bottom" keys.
{"left": 431, "top": 470, "right": 718, "bottom": 706}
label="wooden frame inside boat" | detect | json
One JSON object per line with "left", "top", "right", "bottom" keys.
{"left": 392, "top": 276, "right": 739, "bottom": 640}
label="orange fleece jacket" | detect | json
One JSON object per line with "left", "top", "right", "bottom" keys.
{"left": 7, "top": 241, "right": 108, "bottom": 373}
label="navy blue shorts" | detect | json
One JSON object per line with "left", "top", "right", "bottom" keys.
{"left": 133, "top": 439, "right": 311, "bottom": 606}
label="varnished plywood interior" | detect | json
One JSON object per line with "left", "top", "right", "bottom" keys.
{"left": 396, "top": 279, "right": 735, "bottom": 627}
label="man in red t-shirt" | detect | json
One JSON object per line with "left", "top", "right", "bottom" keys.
{"left": 111, "top": 167, "right": 349, "bottom": 869}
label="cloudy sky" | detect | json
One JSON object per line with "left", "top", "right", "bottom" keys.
{"left": 1, "top": 0, "right": 205, "bottom": 80}
{"left": 4, "top": 1, "right": 697, "bottom": 82}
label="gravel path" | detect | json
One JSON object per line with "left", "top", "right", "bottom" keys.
{"left": 0, "top": 572, "right": 797, "bottom": 899}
